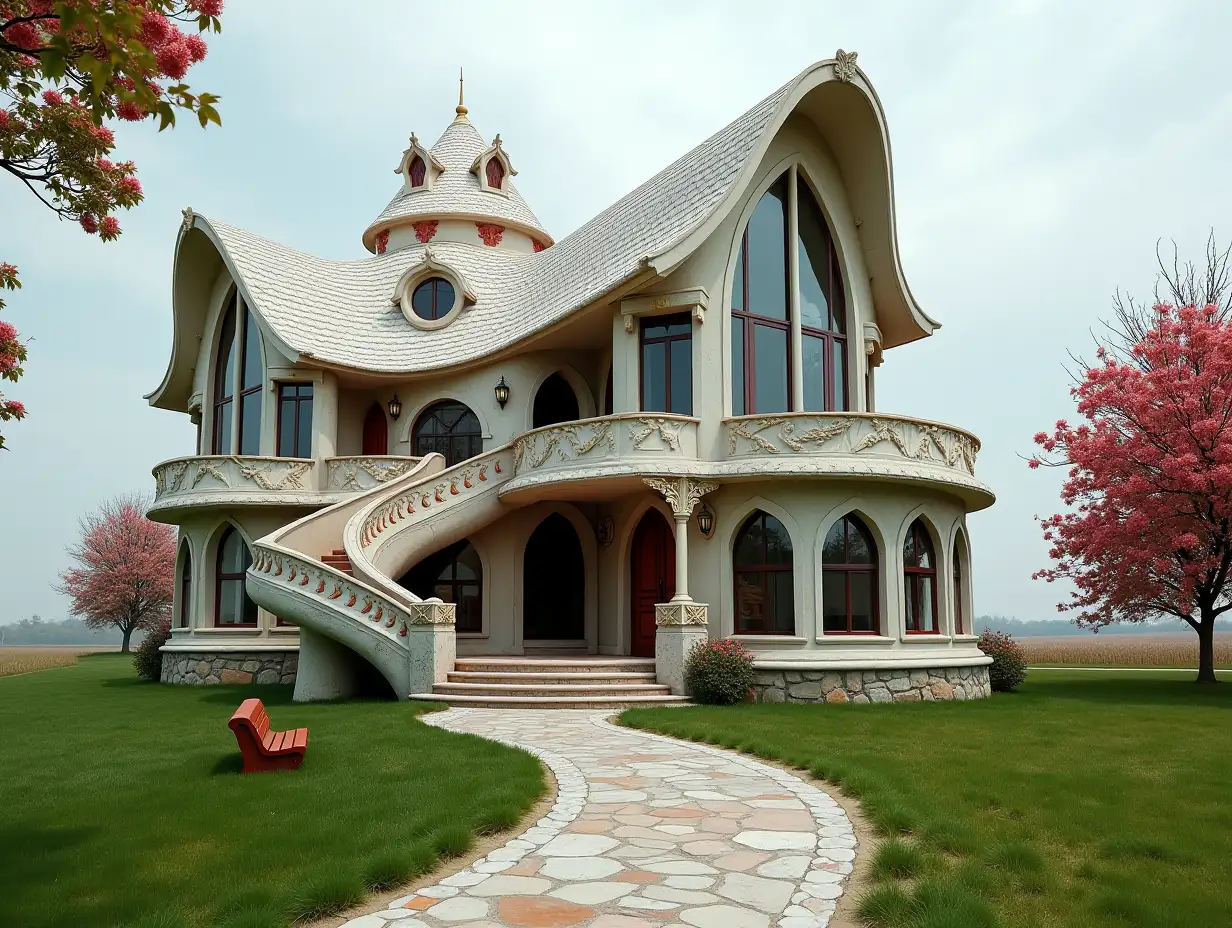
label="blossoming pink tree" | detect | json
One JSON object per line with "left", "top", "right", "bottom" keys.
{"left": 1030, "top": 301, "right": 1232, "bottom": 683}
{"left": 0, "top": 1, "right": 224, "bottom": 449}
{"left": 56, "top": 495, "right": 177, "bottom": 652}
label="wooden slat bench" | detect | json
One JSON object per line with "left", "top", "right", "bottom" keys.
{"left": 227, "top": 698, "right": 309, "bottom": 773}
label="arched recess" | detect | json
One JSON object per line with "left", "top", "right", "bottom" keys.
{"left": 527, "top": 364, "right": 595, "bottom": 430}
{"left": 813, "top": 498, "right": 892, "bottom": 640}
{"left": 411, "top": 399, "right": 483, "bottom": 468}
{"left": 721, "top": 495, "right": 804, "bottom": 638}
{"left": 175, "top": 538, "right": 194, "bottom": 629}
{"left": 523, "top": 512, "right": 586, "bottom": 642}
{"left": 397, "top": 538, "right": 484, "bottom": 634}
{"left": 894, "top": 507, "right": 945, "bottom": 637}
{"left": 362, "top": 403, "right": 388, "bottom": 455}
{"left": 949, "top": 524, "right": 972, "bottom": 636}
{"left": 208, "top": 521, "right": 258, "bottom": 628}
{"left": 532, "top": 372, "right": 580, "bottom": 429}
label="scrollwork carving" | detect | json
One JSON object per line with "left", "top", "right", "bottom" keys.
{"left": 628, "top": 417, "right": 682, "bottom": 451}
{"left": 512, "top": 420, "right": 615, "bottom": 474}
{"left": 644, "top": 476, "right": 719, "bottom": 519}
{"left": 234, "top": 458, "right": 312, "bottom": 491}
{"left": 328, "top": 457, "right": 417, "bottom": 491}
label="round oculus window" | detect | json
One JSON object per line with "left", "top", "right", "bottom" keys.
{"left": 411, "top": 277, "right": 456, "bottom": 321}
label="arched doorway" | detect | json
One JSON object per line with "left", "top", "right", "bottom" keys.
{"left": 412, "top": 400, "right": 483, "bottom": 468}
{"left": 362, "top": 403, "right": 387, "bottom": 455}
{"left": 532, "top": 372, "right": 579, "bottom": 429}
{"left": 523, "top": 513, "right": 584, "bottom": 641}
{"left": 629, "top": 508, "right": 674, "bottom": 658}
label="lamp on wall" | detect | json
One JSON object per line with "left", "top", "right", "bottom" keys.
{"left": 494, "top": 376, "right": 511, "bottom": 409}
{"left": 387, "top": 393, "right": 402, "bottom": 421}
{"left": 696, "top": 502, "right": 715, "bottom": 539}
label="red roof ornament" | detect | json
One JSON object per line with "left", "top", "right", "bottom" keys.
{"left": 476, "top": 223, "right": 504, "bottom": 247}
{"left": 413, "top": 220, "right": 439, "bottom": 244}
{"left": 376, "top": 230, "right": 389, "bottom": 254}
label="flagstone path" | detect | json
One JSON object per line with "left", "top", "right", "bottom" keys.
{"left": 339, "top": 709, "right": 857, "bottom": 928}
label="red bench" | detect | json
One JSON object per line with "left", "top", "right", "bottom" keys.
{"left": 227, "top": 698, "right": 308, "bottom": 773}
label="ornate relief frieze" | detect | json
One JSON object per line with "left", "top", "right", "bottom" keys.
{"left": 152, "top": 456, "right": 323, "bottom": 502}
{"left": 326, "top": 457, "right": 418, "bottom": 492}
{"left": 235, "top": 459, "right": 312, "bottom": 491}
{"left": 628, "top": 417, "right": 683, "bottom": 452}
{"left": 724, "top": 414, "right": 980, "bottom": 475}
{"left": 512, "top": 420, "right": 615, "bottom": 475}
{"left": 655, "top": 602, "right": 709, "bottom": 627}
{"left": 408, "top": 602, "right": 457, "bottom": 626}
{"left": 644, "top": 475, "right": 720, "bottom": 519}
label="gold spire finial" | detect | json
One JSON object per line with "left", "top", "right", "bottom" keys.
{"left": 455, "top": 67, "right": 468, "bottom": 120}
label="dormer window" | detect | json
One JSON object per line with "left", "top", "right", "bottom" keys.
{"left": 392, "top": 248, "right": 477, "bottom": 331}
{"left": 397, "top": 133, "right": 444, "bottom": 194}
{"left": 409, "top": 155, "right": 426, "bottom": 187}
{"left": 411, "top": 277, "right": 456, "bottom": 322}
{"left": 485, "top": 157, "right": 505, "bottom": 190}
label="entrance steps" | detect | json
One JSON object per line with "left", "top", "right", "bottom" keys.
{"left": 320, "top": 549, "right": 353, "bottom": 576}
{"left": 410, "top": 657, "right": 689, "bottom": 708}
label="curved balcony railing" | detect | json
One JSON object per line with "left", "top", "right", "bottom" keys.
{"left": 323, "top": 455, "right": 422, "bottom": 492}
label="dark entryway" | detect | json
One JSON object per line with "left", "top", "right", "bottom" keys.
{"left": 532, "top": 372, "right": 580, "bottom": 429}
{"left": 523, "top": 513, "right": 585, "bottom": 641}
{"left": 630, "top": 508, "right": 675, "bottom": 658}
{"left": 362, "top": 403, "right": 388, "bottom": 455}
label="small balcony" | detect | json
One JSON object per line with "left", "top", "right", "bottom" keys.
{"left": 149, "top": 455, "right": 421, "bottom": 522}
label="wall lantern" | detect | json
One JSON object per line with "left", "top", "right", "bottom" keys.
{"left": 696, "top": 502, "right": 715, "bottom": 539}
{"left": 494, "top": 376, "right": 511, "bottom": 409}
{"left": 388, "top": 393, "right": 402, "bottom": 421}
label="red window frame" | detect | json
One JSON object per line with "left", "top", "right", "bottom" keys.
{"left": 211, "top": 300, "right": 237, "bottom": 454}
{"left": 821, "top": 515, "right": 880, "bottom": 635}
{"left": 903, "top": 520, "right": 939, "bottom": 634}
{"left": 485, "top": 157, "right": 504, "bottom": 190}
{"left": 732, "top": 511, "right": 795, "bottom": 636}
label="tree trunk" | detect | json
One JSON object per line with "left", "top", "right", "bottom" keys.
{"left": 1196, "top": 612, "right": 1218, "bottom": 684}
{"left": 120, "top": 624, "right": 133, "bottom": 653}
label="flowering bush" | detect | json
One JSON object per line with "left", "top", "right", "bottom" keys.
{"left": 684, "top": 639, "right": 755, "bottom": 705}
{"left": 978, "top": 630, "right": 1027, "bottom": 692}
{"left": 134, "top": 618, "right": 171, "bottom": 681}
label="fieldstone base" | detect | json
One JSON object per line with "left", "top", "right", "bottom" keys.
{"left": 752, "top": 664, "right": 991, "bottom": 704}
{"left": 160, "top": 650, "right": 298, "bottom": 686}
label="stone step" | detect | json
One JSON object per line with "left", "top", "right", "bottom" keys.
{"left": 434, "top": 682, "right": 672, "bottom": 697}
{"left": 454, "top": 657, "right": 656, "bottom": 675}
{"left": 448, "top": 671, "right": 659, "bottom": 685}
{"left": 410, "top": 692, "right": 690, "bottom": 709}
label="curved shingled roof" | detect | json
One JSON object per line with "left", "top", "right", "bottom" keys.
{"left": 362, "top": 119, "right": 551, "bottom": 251}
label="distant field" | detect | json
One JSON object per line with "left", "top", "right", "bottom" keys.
{"left": 0, "top": 646, "right": 120, "bottom": 677}
{"left": 1021, "top": 632, "right": 1232, "bottom": 668}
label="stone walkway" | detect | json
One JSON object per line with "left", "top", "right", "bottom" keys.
{"left": 338, "top": 708, "right": 856, "bottom": 928}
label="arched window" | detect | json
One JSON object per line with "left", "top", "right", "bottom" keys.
{"left": 399, "top": 539, "right": 482, "bottom": 633}
{"left": 733, "top": 510, "right": 794, "bottom": 635}
{"left": 211, "top": 293, "right": 263, "bottom": 454}
{"left": 362, "top": 403, "right": 388, "bottom": 455}
{"left": 215, "top": 527, "right": 257, "bottom": 627}
{"left": 798, "top": 178, "right": 847, "bottom": 411}
{"left": 177, "top": 542, "right": 192, "bottom": 629}
{"left": 904, "top": 519, "right": 938, "bottom": 634}
{"left": 485, "top": 157, "right": 505, "bottom": 190}
{"left": 410, "top": 277, "right": 456, "bottom": 321}
{"left": 524, "top": 513, "right": 585, "bottom": 640}
{"left": 532, "top": 372, "right": 580, "bottom": 428}
{"left": 732, "top": 176, "right": 789, "bottom": 415}
{"left": 412, "top": 401, "right": 482, "bottom": 467}
{"left": 953, "top": 534, "right": 967, "bottom": 636}
{"left": 821, "top": 515, "right": 878, "bottom": 634}
{"left": 409, "top": 155, "right": 426, "bottom": 187}
{"left": 731, "top": 172, "right": 849, "bottom": 415}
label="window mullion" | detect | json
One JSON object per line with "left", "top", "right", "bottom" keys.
{"left": 787, "top": 164, "right": 802, "bottom": 412}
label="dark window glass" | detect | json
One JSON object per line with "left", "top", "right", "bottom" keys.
{"left": 412, "top": 401, "right": 482, "bottom": 467}
{"left": 486, "top": 157, "right": 505, "bottom": 190}
{"left": 753, "top": 324, "right": 789, "bottom": 414}
{"left": 732, "top": 244, "right": 745, "bottom": 313}
{"left": 821, "top": 515, "right": 879, "bottom": 634}
{"left": 409, "top": 155, "right": 426, "bottom": 186}
{"left": 732, "top": 510, "right": 794, "bottom": 635}
{"left": 241, "top": 307, "right": 262, "bottom": 389}
{"left": 797, "top": 177, "right": 849, "bottom": 412}
{"left": 178, "top": 544, "right": 192, "bottom": 628}
{"left": 215, "top": 528, "right": 256, "bottom": 626}
{"left": 411, "top": 278, "right": 456, "bottom": 321}
{"left": 214, "top": 403, "right": 233, "bottom": 456}
{"left": 277, "top": 383, "right": 313, "bottom": 458}
{"left": 239, "top": 391, "right": 261, "bottom": 455}
{"left": 803, "top": 334, "right": 824, "bottom": 412}
{"left": 731, "top": 317, "right": 745, "bottom": 416}
{"left": 746, "top": 178, "right": 788, "bottom": 321}
{"left": 904, "top": 519, "right": 938, "bottom": 633}
{"left": 234, "top": 299, "right": 263, "bottom": 455}
{"left": 797, "top": 178, "right": 836, "bottom": 331}
{"left": 399, "top": 539, "right": 482, "bottom": 633}
{"left": 212, "top": 300, "right": 237, "bottom": 454}
{"left": 532, "top": 373, "right": 579, "bottom": 428}
{"left": 640, "top": 312, "right": 692, "bottom": 415}
{"left": 953, "top": 543, "right": 964, "bottom": 636}
{"left": 523, "top": 514, "right": 584, "bottom": 640}
{"left": 832, "top": 339, "right": 847, "bottom": 411}
{"left": 603, "top": 365, "right": 613, "bottom": 416}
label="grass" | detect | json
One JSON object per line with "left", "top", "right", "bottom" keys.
{"left": 623, "top": 670, "right": 1232, "bottom": 928}
{"left": 0, "top": 654, "right": 545, "bottom": 928}
{"left": 0, "top": 647, "right": 88, "bottom": 677}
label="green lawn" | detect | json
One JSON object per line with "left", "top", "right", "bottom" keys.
{"left": 624, "top": 671, "right": 1232, "bottom": 928}
{"left": 0, "top": 654, "right": 545, "bottom": 928}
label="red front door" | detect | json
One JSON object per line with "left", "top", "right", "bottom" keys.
{"left": 630, "top": 509, "right": 675, "bottom": 658}
{"left": 362, "top": 404, "right": 388, "bottom": 455}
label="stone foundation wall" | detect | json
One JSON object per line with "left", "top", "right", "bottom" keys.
{"left": 160, "top": 650, "right": 298, "bottom": 686}
{"left": 752, "top": 664, "right": 991, "bottom": 704}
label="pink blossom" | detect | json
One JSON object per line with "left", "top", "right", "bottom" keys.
{"left": 91, "top": 124, "right": 115, "bottom": 145}
{"left": 0, "top": 110, "right": 10, "bottom": 130}
{"left": 79, "top": 214, "right": 99, "bottom": 234}
{"left": 41, "top": 89, "right": 64, "bottom": 107}
{"left": 190, "top": 0, "right": 225, "bottom": 15}
{"left": 116, "top": 101, "right": 145, "bottom": 121}
{"left": 4, "top": 400, "right": 25, "bottom": 416}
{"left": 99, "top": 216, "right": 121, "bottom": 239}
{"left": 116, "top": 175, "right": 143, "bottom": 197}
{"left": 184, "top": 34, "right": 208, "bottom": 63}
{"left": 155, "top": 37, "right": 191, "bottom": 80}
{"left": 140, "top": 11, "right": 172, "bottom": 47}
{"left": 2, "top": 21, "right": 41, "bottom": 51}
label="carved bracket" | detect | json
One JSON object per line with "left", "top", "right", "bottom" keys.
{"left": 620, "top": 288, "right": 708, "bottom": 333}
{"left": 644, "top": 475, "right": 719, "bottom": 519}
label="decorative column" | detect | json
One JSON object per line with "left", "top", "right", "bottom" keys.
{"left": 644, "top": 476, "right": 719, "bottom": 695}
{"left": 405, "top": 600, "right": 456, "bottom": 696}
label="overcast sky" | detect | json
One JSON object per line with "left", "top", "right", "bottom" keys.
{"left": 2, "top": 0, "right": 1230, "bottom": 625}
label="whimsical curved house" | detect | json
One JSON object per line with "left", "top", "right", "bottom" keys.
{"left": 148, "top": 55, "right": 995, "bottom": 705}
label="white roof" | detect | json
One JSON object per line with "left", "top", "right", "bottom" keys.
{"left": 363, "top": 119, "right": 551, "bottom": 250}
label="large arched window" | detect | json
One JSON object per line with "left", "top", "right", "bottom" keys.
{"left": 215, "top": 527, "right": 257, "bottom": 627}
{"left": 177, "top": 542, "right": 192, "bottom": 629}
{"left": 399, "top": 539, "right": 482, "bottom": 633}
{"left": 904, "top": 519, "right": 938, "bottom": 634}
{"left": 485, "top": 157, "right": 505, "bottom": 190}
{"left": 523, "top": 514, "right": 585, "bottom": 640}
{"left": 211, "top": 293, "right": 263, "bottom": 454}
{"left": 821, "top": 515, "right": 878, "bottom": 634}
{"left": 953, "top": 533, "right": 968, "bottom": 636}
{"left": 532, "top": 372, "right": 580, "bottom": 428}
{"left": 733, "top": 510, "right": 794, "bottom": 635}
{"left": 412, "top": 401, "right": 482, "bottom": 467}
{"left": 731, "top": 171, "right": 849, "bottom": 415}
